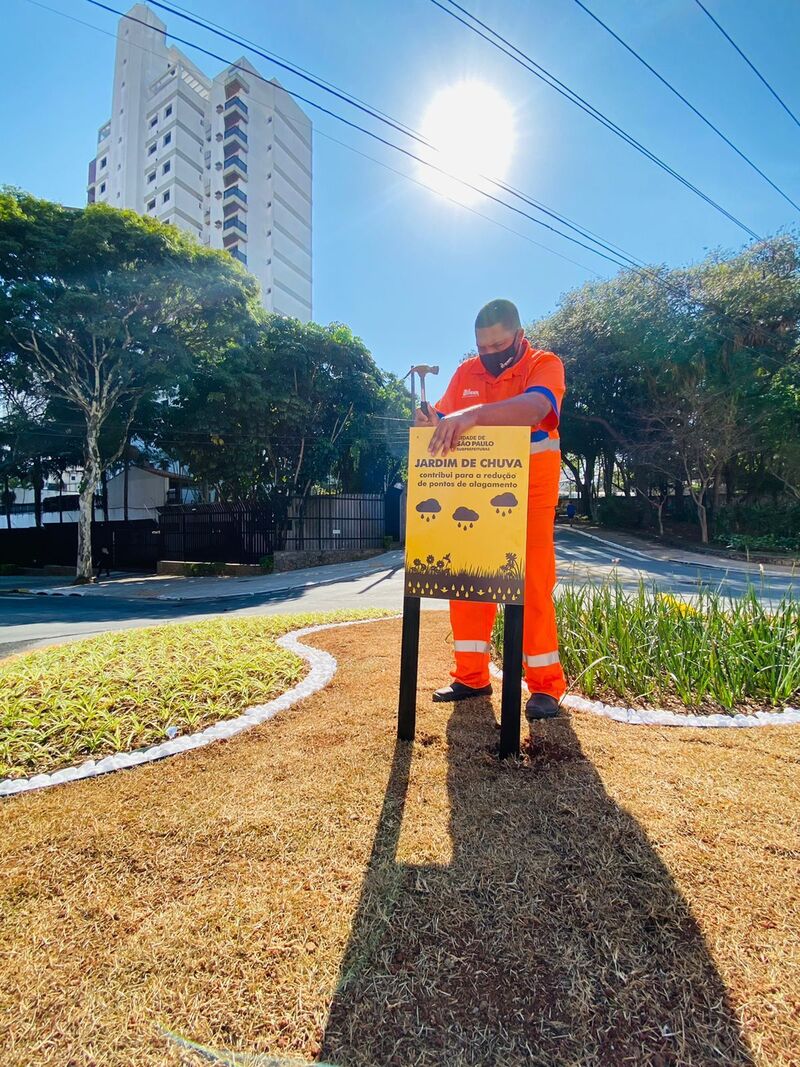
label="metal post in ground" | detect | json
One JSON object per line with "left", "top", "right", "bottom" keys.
{"left": 500, "top": 604, "right": 524, "bottom": 758}
{"left": 397, "top": 595, "right": 421, "bottom": 742}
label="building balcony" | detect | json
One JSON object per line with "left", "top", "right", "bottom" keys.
{"left": 229, "top": 246, "right": 247, "bottom": 265}
{"left": 224, "top": 95, "right": 249, "bottom": 121}
{"left": 223, "top": 125, "right": 248, "bottom": 150}
{"left": 223, "top": 155, "right": 247, "bottom": 175}
{"left": 223, "top": 216, "right": 247, "bottom": 235}
{"left": 223, "top": 185, "right": 248, "bottom": 206}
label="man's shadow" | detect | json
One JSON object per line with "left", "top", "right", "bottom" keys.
{"left": 320, "top": 700, "right": 752, "bottom": 1066}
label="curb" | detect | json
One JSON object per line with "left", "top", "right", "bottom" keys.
{"left": 488, "top": 663, "right": 800, "bottom": 728}
{"left": 0, "top": 616, "right": 399, "bottom": 799}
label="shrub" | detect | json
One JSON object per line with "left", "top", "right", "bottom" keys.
{"left": 259, "top": 554, "right": 274, "bottom": 573}
{"left": 725, "top": 533, "right": 800, "bottom": 555}
{"left": 715, "top": 502, "right": 800, "bottom": 543}
{"left": 183, "top": 561, "right": 227, "bottom": 577}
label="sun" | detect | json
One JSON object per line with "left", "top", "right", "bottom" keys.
{"left": 417, "top": 80, "right": 516, "bottom": 204}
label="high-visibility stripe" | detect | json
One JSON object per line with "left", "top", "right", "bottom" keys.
{"left": 530, "top": 438, "right": 561, "bottom": 455}
{"left": 525, "top": 650, "right": 561, "bottom": 668}
{"left": 454, "top": 640, "right": 492, "bottom": 654}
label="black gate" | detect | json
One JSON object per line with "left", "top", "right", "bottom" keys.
{"left": 157, "top": 504, "right": 276, "bottom": 563}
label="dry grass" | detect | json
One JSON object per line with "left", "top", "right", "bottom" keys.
{"left": 1, "top": 615, "right": 798, "bottom": 1066}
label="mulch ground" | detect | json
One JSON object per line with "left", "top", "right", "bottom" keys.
{"left": 1, "top": 614, "right": 798, "bottom": 1067}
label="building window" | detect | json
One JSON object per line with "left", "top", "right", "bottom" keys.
{"left": 162, "top": 190, "right": 170, "bottom": 203}
{"left": 165, "top": 104, "right": 173, "bottom": 118}
{"left": 147, "top": 171, "right": 156, "bottom": 183}
{"left": 150, "top": 115, "right": 158, "bottom": 128}
{"left": 147, "top": 198, "right": 156, "bottom": 211}
{"left": 148, "top": 143, "right": 157, "bottom": 156}
{"left": 99, "top": 182, "right": 106, "bottom": 193}
{"left": 163, "top": 132, "right": 171, "bottom": 146}
{"left": 100, "top": 157, "right": 107, "bottom": 168}
{"left": 162, "top": 161, "right": 171, "bottom": 175}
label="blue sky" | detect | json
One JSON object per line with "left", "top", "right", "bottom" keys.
{"left": 2, "top": 0, "right": 798, "bottom": 386}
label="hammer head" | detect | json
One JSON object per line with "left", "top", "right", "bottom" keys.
{"left": 408, "top": 364, "right": 439, "bottom": 379}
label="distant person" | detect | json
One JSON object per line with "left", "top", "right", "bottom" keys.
{"left": 566, "top": 501, "right": 577, "bottom": 526}
{"left": 416, "top": 298, "right": 566, "bottom": 721}
{"left": 93, "top": 545, "right": 112, "bottom": 581}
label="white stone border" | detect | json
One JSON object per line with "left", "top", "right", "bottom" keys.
{"left": 4, "top": 615, "right": 799, "bottom": 798}
{"left": 489, "top": 662, "right": 800, "bottom": 728}
{"left": 0, "top": 617, "right": 397, "bottom": 799}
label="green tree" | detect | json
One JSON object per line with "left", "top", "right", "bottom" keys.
{"left": 154, "top": 315, "right": 389, "bottom": 541}
{"left": 0, "top": 190, "right": 258, "bottom": 578}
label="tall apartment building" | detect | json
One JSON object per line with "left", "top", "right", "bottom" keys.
{"left": 86, "top": 3, "right": 312, "bottom": 319}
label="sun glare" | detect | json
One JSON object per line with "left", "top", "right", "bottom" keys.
{"left": 417, "top": 80, "right": 516, "bottom": 205}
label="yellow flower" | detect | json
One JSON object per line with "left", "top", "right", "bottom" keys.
{"left": 658, "top": 593, "right": 700, "bottom": 617}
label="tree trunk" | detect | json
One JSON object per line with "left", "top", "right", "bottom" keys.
{"left": 583, "top": 454, "right": 597, "bottom": 520}
{"left": 655, "top": 499, "right": 665, "bottom": 537}
{"left": 76, "top": 426, "right": 101, "bottom": 582}
{"left": 59, "top": 472, "right": 63, "bottom": 523}
{"left": 602, "top": 452, "right": 614, "bottom": 500}
{"left": 3, "top": 477, "right": 11, "bottom": 530}
{"left": 694, "top": 494, "right": 709, "bottom": 544}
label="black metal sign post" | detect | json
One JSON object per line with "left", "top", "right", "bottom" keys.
{"left": 499, "top": 604, "right": 524, "bottom": 759}
{"left": 397, "top": 596, "right": 523, "bottom": 759}
{"left": 397, "top": 595, "right": 421, "bottom": 742}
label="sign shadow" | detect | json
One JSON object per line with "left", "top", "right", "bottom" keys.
{"left": 320, "top": 702, "right": 752, "bottom": 1065}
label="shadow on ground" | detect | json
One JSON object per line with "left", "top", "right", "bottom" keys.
{"left": 321, "top": 700, "right": 752, "bottom": 1066}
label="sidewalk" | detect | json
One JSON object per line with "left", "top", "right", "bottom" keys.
{"left": 12, "top": 551, "right": 405, "bottom": 603}
{"left": 566, "top": 525, "right": 797, "bottom": 577}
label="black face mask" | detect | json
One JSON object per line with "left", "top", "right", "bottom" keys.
{"left": 480, "top": 338, "right": 519, "bottom": 378}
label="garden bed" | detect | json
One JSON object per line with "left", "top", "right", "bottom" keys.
{"left": 493, "top": 580, "right": 800, "bottom": 716}
{"left": 0, "top": 610, "right": 391, "bottom": 781}
{"left": 1, "top": 614, "right": 797, "bottom": 1066}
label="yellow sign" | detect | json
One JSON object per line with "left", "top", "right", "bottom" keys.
{"left": 405, "top": 426, "right": 530, "bottom": 603}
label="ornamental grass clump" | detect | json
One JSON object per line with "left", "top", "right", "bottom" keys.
{"left": 493, "top": 580, "right": 799, "bottom": 713}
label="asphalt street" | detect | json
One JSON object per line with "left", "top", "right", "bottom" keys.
{"left": 1, "top": 527, "right": 795, "bottom": 660}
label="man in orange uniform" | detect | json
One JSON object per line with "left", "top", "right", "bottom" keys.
{"left": 416, "top": 298, "right": 566, "bottom": 720}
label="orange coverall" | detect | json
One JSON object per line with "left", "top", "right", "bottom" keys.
{"left": 434, "top": 338, "right": 567, "bottom": 699}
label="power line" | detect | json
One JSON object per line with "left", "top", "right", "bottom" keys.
{"left": 20, "top": 0, "right": 600, "bottom": 277}
{"left": 693, "top": 0, "right": 800, "bottom": 133}
{"left": 429, "top": 0, "right": 761, "bottom": 239}
{"left": 143, "top": 0, "right": 643, "bottom": 267}
{"left": 569, "top": 0, "right": 800, "bottom": 213}
{"left": 83, "top": 0, "right": 636, "bottom": 271}
{"left": 153, "top": 0, "right": 633, "bottom": 267}
{"left": 313, "top": 128, "right": 601, "bottom": 276}
{"left": 19, "top": 0, "right": 791, "bottom": 354}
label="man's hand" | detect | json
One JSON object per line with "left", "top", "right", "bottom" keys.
{"left": 414, "top": 405, "right": 438, "bottom": 427}
{"left": 428, "top": 408, "right": 479, "bottom": 456}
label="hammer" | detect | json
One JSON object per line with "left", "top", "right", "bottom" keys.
{"left": 404, "top": 364, "right": 439, "bottom": 421}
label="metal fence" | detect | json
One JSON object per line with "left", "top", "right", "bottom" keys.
{"left": 285, "top": 494, "right": 385, "bottom": 551}
{"left": 158, "top": 503, "right": 276, "bottom": 564}
{"left": 0, "top": 494, "right": 387, "bottom": 570}
{"left": 0, "top": 520, "right": 161, "bottom": 570}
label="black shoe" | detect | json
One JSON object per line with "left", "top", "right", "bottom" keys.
{"left": 433, "top": 681, "right": 493, "bottom": 703}
{"left": 525, "top": 693, "right": 560, "bottom": 721}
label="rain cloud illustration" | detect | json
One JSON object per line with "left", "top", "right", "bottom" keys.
{"left": 416, "top": 498, "right": 442, "bottom": 523}
{"left": 490, "top": 492, "right": 519, "bottom": 516}
{"left": 453, "top": 506, "right": 479, "bottom": 530}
